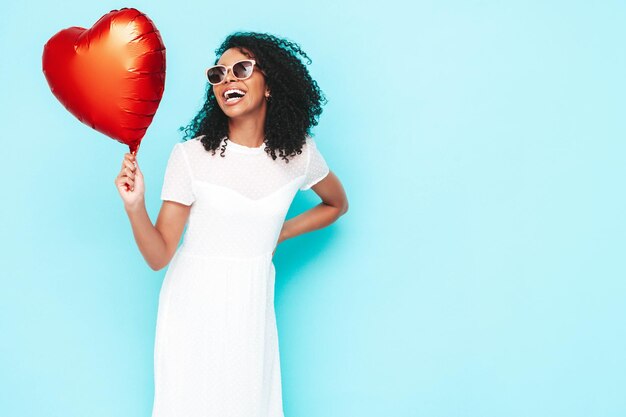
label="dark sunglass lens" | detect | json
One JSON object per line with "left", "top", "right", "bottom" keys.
{"left": 207, "top": 67, "right": 226, "bottom": 84}
{"left": 233, "top": 61, "right": 253, "bottom": 79}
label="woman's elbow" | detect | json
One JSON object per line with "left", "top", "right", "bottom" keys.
{"left": 149, "top": 262, "right": 164, "bottom": 272}
{"left": 149, "top": 257, "right": 169, "bottom": 272}
{"left": 341, "top": 200, "right": 349, "bottom": 216}
{"left": 149, "top": 246, "right": 177, "bottom": 271}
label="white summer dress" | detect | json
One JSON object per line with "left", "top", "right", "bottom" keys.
{"left": 151, "top": 134, "right": 330, "bottom": 417}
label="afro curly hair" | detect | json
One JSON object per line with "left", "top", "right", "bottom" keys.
{"left": 178, "top": 31, "right": 328, "bottom": 162}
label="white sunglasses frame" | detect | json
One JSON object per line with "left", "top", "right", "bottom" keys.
{"left": 205, "top": 59, "right": 265, "bottom": 85}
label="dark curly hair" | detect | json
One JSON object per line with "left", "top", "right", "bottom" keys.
{"left": 178, "top": 31, "right": 328, "bottom": 162}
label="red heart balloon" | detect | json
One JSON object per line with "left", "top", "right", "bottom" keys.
{"left": 42, "top": 8, "right": 166, "bottom": 154}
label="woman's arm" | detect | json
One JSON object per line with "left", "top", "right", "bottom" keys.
{"left": 116, "top": 151, "right": 190, "bottom": 271}
{"left": 279, "top": 170, "right": 349, "bottom": 243}
{"left": 125, "top": 201, "right": 190, "bottom": 271}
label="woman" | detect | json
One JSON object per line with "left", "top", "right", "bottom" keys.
{"left": 114, "top": 32, "right": 349, "bottom": 416}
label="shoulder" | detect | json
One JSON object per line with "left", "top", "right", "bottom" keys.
{"left": 177, "top": 135, "right": 204, "bottom": 153}
{"left": 283, "top": 134, "right": 316, "bottom": 167}
{"left": 169, "top": 136, "right": 206, "bottom": 163}
{"left": 163, "top": 137, "right": 204, "bottom": 171}
{"left": 303, "top": 134, "right": 316, "bottom": 149}
{"left": 301, "top": 134, "right": 318, "bottom": 158}
{"left": 302, "top": 134, "right": 327, "bottom": 161}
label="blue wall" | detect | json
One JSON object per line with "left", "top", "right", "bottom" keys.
{"left": 1, "top": 1, "right": 625, "bottom": 416}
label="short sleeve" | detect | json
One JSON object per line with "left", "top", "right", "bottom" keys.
{"left": 160, "top": 143, "right": 195, "bottom": 206}
{"left": 299, "top": 136, "right": 330, "bottom": 190}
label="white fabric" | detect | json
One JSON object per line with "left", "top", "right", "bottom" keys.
{"left": 152, "top": 134, "right": 329, "bottom": 417}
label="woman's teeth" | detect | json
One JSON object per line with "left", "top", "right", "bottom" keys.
{"left": 224, "top": 88, "right": 246, "bottom": 103}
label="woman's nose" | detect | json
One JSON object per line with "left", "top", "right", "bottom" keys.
{"left": 224, "top": 67, "right": 238, "bottom": 83}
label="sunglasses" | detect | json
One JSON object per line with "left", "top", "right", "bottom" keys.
{"left": 205, "top": 59, "right": 264, "bottom": 85}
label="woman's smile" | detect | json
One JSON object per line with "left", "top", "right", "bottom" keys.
{"left": 223, "top": 87, "right": 247, "bottom": 105}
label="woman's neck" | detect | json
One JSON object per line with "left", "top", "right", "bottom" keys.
{"left": 227, "top": 117, "right": 265, "bottom": 147}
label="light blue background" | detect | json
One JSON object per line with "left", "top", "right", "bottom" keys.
{"left": 1, "top": 1, "right": 625, "bottom": 416}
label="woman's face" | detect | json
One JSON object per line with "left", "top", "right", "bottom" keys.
{"left": 212, "top": 48, "right": 269, "bottom": 119}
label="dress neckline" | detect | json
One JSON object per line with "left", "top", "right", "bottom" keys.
{"left": 223, "top": 136, "right": 265, "bottom": 154}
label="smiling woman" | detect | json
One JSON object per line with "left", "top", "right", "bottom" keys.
{"left": 115, "top": 31, "right": 349, "bottom": 417}
{"left": 179, "top": 32, "right": 330, "bottom": 161}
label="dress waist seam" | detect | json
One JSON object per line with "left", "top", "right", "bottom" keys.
{"left": 175, "top": 249, "right": 273, "bottom": 262}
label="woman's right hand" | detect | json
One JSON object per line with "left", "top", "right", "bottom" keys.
{"left": 115, "top": 152, "right": 145, "bottom": 209}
